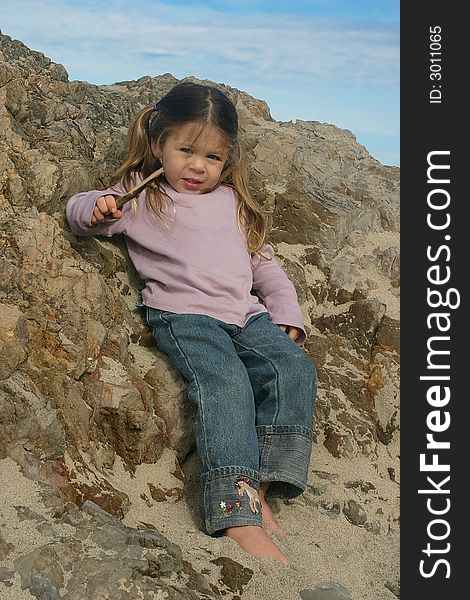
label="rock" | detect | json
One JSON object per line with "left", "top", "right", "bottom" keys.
{"left": 376, "top": 315, "right": 400, "bottom": 354}
{"left": 344, "top": 480, "right": 376, "bottom": 493}
{"left": 81, "top": 499, "right": 124, "bottom": 526}
{"left": 211, "top": 556, "right": 254, "bottom": 595}
{"left": 314, "top": 298, "right": 386, "bottom": 353}
{"left": 320, "top": 501, "right": 342, "bottom": 517}
{"left": 300, "top": 581, "right": 352, "bottom": 600}
{"left": 385, "top": 580, "right": 400, "bottom": 597}
{"left": 303, "top": 335, "right": 328, "bottom": 369}
{"left": 148, "top": 482, "right": 184, "bottom": 502}
{"left": 10, "top": 499, "right": 212, "bottom": 600}
{"left": 343, "top": 500, "right": 367, "bottom": 526}
{"left": 311, "top": 470, "right": 339, "bottom": 482}
{"left": 18, "top": 569, "right": 62, "bottom": 600}
{"left": 323, "top": 426, "right": 357, "bottom": 459}
{"left": 182, "top": 560, "right": 218, "bottom": 597}
{"left": 14, "top": 546, "right": 65, "bottom": 593}
{"left": 365, "top": 520, "right": 381, "bottom": 535}
{"left": 0, "top": 566, "right": 14, "bottom": 586}
{"left": 0, "top": 532, "right": 14, "bottom": 561}
{"left": 1, "top": 33, "right": 399, "bottom": 473}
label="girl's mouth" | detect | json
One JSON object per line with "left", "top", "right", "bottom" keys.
{"left": 182, "top": 178, "right": 203, "bottom": 189}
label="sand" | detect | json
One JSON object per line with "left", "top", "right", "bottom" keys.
{"left": 0, "top": 433, "right": 399, "bottom": 600}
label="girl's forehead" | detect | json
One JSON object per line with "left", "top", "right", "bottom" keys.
{"left": 171, "top": 122, "right": 228, "bottom": 150}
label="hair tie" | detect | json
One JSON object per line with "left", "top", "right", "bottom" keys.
{"left": 151, "top": 102, "right": 158, "bottom": 111}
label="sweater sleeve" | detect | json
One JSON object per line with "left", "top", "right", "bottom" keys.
{"left": 65, "top": 185, "right": 130, "bottom": 237}
{"left": 251, "top": 244, "right": 307, "bottom": 346}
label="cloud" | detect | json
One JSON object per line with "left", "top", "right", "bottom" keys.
{"left": 1, "top": 0, "right": 399, "bottom": 164}
{"left": 2, "top": 0, "right": 398, "bottom": 88}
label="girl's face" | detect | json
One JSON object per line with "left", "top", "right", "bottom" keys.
{"left": 154, "top": 122, "right": 229, "bottom": 194}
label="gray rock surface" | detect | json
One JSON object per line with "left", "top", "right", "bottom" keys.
{"left": 0, "top": 34, "right": 399, "bottom": 599}
{"left": 300, "top": 581, "right": 352, "bottom": 600}
{"left": 13, "top": 499, "right": 220, "bottom": 599}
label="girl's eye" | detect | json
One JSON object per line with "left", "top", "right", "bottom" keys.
{"left": 208, "top": 154, "right": 222, "bottom": 161}
{"left": 180, "top": 147, "right": 192, "bottom": 153}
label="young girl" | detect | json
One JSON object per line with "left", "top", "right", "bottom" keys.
{"left": 66, "top": 82, "right": 317, "bottom": 564}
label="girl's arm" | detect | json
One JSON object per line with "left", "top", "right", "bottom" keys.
{"left": 251, "top": 244, "right": 307, "bottom": 346}
{"left": 66, "top": 186, "right": 128, "bottom": 237}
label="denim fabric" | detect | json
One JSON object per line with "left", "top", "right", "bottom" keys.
{"left": 146, "top": 308, "right": 317, "bottom": 535}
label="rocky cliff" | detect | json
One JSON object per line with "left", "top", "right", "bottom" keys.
{"left": 0, "top": 35, "right": 399, "bottom": 599}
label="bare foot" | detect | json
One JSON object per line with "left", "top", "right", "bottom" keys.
{"left": 224, "top": 525, "right": 289, "bottom": 563}
{"left": 260, "top": 498, "right": 287, "bottom": 540}
{"left": 259, "top": 482, "right": 287, "bottom": 540}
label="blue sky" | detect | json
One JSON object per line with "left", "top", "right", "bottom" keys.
{"left": 1, "top": 0, "right": 399, "bottom": 166}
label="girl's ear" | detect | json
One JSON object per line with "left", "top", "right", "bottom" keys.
{"left": 150, "top": 138, "right": 161, "bottom": 159}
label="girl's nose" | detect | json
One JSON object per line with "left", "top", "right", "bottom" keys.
{"left": 189, "top": 155, "right": 205, "bottom": 172}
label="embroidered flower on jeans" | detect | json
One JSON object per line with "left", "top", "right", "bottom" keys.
{"left": 220, "top": 499, "right": 244, "bottom": 517}
{"left": 220, "top": 501, "right": 234, "bottom": 517}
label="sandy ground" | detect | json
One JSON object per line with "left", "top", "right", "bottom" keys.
{"left": 118, "top": 444, "right": 400, "bottom": 600}
{"left": 1, "top": 431, "right": 399, "bottom": 600}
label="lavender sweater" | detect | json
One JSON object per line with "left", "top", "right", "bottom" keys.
{"left": 66, "top": 183, "right": 306, "bottom": 345}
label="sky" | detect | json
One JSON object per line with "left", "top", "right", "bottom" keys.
{"left": 0, "top": 0, "right": 399, "bottom": 166}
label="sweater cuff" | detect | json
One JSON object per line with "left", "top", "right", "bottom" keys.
{"left": 268, "top": 309, "right": 307, "bottom": 346}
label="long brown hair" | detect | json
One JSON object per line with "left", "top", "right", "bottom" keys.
{"left": 111, "top": 82, "right": 267, "bottom": 254}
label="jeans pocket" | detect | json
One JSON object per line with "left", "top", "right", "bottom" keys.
{"left": 146, "top": 307, "right": 177, "bottom": 326}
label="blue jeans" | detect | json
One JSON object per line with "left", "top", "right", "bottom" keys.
{"left": 146, "top": 308, "right": 317, "bottom": 535}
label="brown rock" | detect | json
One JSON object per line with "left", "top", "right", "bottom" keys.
{"left": 323, "top": 426, "right": 357, "bottom": 459}
{"left": 211, "top": 556, "right": 254, "bottom": 595}
{"left": 376, "top": 315, "right": 400, "bottom": 354}
{"left": 343, "top": 499, "right": 367, "bottom": 526}
{"left": 0, "top": 531, "right": 14, "bottom": 561}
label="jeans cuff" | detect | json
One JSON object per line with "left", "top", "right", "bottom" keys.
{"left": 256, "top": 425, "right": 313, "bottom": 499}
{"left": 202, "top": 466, "right": 263, "bottom": 535}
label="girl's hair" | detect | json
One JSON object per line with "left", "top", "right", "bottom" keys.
{"left": 111, "top": 81, "right": 267, "bottom": 254}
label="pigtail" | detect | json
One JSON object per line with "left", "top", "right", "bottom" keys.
{"left": 111, "top": 105, "right": 169, "bottom": 217}
{"left": 112, "top": 106, "right": 154, "bottom": 185}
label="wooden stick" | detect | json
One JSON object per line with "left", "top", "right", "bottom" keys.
{"left": 115, "top": 167, "right": 164, "bottom": 209}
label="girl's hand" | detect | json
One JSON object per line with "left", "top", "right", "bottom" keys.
{"left": 91, "top": 195, "right": 123, "bottom": 224}
{"left": 278, "top": 324, "right": 302, "bottom": 342}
